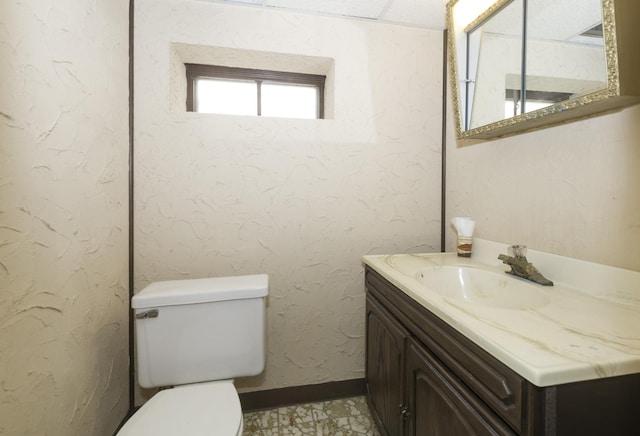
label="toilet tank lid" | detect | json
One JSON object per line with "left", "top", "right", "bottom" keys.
{"left": 132, "top": 274, "right": 268, "bottom": 308}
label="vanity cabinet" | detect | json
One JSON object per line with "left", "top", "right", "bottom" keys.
{"left": 365, "top": 266, "right": 640, "bottom": 436}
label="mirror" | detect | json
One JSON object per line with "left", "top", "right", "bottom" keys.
{"left": 448, "top": 0, "right": 640, "bottom": 140}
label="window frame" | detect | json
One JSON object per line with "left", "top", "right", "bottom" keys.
{"left": 505, "top": 89, "right": 574, "bottom": 116}
{"left": 185, "top": 63, "right": 326, "bottom": 119}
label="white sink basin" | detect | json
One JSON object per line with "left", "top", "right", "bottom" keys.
{"left": 416, "top": 265, "right": 550, "bottom": 309}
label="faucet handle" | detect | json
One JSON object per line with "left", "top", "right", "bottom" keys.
{"left": 508, "top": 245, "right": 527, "bottom": 259}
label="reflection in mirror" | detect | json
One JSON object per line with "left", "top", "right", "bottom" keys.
{"left": 467, "top": 0, "right": 523, "bottom": 129}
{"left": 464, "top": 0, "right": 606, "bottom": 130}
{"left": 525, "top": 0, "right": 606, "bottom": 114}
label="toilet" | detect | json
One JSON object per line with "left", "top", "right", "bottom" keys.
{"left": 117, "top": 274, "right": 268, "bottom": 436}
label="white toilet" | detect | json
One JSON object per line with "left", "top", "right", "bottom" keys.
{"left": 117, "top": 274, "right": 268, "bottom": 436}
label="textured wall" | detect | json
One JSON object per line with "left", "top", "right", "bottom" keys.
{"left": 0, "top": 0, "right": 130, "bottom": 435}
{"left": 134, "top": 0, "right": 443, "bottom": 398}
{"left": 446, "top": 101, "right": 640, "bottom": 271}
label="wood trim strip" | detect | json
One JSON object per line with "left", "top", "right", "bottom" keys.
{"left": 185, "top": 64, "right": 326, "bottom": 86}
{"left": 239, "top": 378, "right": 366, "bottom": 412}
{"left": 127, "top": 0, "right": 136, "bottom": 418}
{"left": 441, "top": 28, "right": 447, "bottom": 253}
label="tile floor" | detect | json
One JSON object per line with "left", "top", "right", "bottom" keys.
{"left": 242, "top": 395, "right": 381, "bottom": 435}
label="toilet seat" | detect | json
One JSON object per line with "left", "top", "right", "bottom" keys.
{"left": 117, "top": 380, "right": 243, "bottom": 436}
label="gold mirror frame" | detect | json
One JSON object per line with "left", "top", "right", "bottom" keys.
{"left": 447, "top": 0, "right": 640, "bottom": 140}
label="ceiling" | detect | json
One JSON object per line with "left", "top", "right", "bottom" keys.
{"left": 207, "top": 0, "right": 450, "bottom": 30}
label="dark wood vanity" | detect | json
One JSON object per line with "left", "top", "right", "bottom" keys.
{"left": 365, "top": 266, "right": 640, "bottom": 435}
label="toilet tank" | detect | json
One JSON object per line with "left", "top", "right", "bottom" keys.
{"left": 132, "top": 274, "right": 268, "bottom": 389}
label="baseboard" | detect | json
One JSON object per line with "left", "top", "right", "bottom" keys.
{"left": 115, "top": 378, "right": 367, "bottom": 431}
{"left": 113, "top": 406, "right": 139, "bottom": 436}
{"left": 239, "top": 378, "right": 366, "bottom": 412}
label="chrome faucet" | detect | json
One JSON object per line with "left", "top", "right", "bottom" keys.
{"left": 498, "top": 245, "right": 554, "bottom": 286}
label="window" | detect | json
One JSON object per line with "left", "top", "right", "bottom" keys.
{"left": 505, "top": 89, "right": 573, "bottom": 118}
{"left": 186, "top": 64, "right": 325, "bottom": 119}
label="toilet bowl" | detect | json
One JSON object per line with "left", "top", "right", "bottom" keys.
{"left": 116, "top": 274, "right": 268, "bottom": 436}
{"left": 117, "top": 380, "right": 243, "bottom": 436}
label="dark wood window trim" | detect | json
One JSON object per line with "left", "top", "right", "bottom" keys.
{"left": 505, "top": 89, "right": 574, "bottom": 103}
{"left": 185, "top": 63, "right": 326, "bottom": 119}
{"left": 505, "top": 89, "right": 574, "bottom": 116}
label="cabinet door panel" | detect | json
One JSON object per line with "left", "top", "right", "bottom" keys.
{"left": 367, "top": 295, "right": 408, "bottom": 436}
{"left": 406, "top": 338, "right": 516, "bottom": 436}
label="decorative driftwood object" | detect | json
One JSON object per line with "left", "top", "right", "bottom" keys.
{"left": 498, "top": 254, "right": 554, "bottom": 286}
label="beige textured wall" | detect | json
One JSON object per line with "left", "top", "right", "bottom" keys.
{"left": 446, "top": 103, "right": 640, "bottom": 272}
{"left": 134, "top": 0, "right": 443, "bottom": 397}
{"left": 0, "top": 0, "right": 130, "bottom": 435}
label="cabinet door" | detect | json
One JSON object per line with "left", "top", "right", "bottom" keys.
{"left": 405, "top": 338, "right": 516, "bottom": 436}
{"left": 366, "top": 295, "right": 408, "bottom": 436}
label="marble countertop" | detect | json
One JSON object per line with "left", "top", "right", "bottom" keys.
{"left": 362, "top": 239, "right": 640, "bottom": 387}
